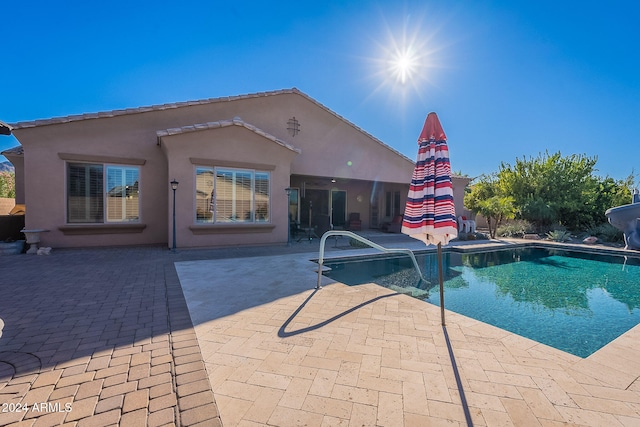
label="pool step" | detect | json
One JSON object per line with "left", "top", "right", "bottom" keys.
{"left": 314, "top": 265, "right": 332, "bottom": 273}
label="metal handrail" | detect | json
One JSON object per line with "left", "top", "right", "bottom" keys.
{"left": 316, "top": 230, "right": 426, "bottom": 289}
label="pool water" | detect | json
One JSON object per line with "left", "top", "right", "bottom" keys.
{"left": 324, "top": 247, "right": 640, "bottom": 357}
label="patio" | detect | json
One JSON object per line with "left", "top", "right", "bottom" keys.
{"left": 177, "top": 241, "right": 640, "bottom": 426}
{"left": 0, "top": 235, "right": 639, "bottom": 426}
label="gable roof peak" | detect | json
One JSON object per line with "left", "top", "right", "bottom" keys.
{"left": 156, "top": 117, "right": 301, "bottom": 154}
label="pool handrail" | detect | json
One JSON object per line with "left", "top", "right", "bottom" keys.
{"left": 316, "top": 230, "right": 426, "bottom": 289}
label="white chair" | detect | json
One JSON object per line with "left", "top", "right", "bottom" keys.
{"left": 467, "top": 219, "right": 476, "bottom": 233}
{"left": 458, "top": 216, "right": 476, "bottom": 233}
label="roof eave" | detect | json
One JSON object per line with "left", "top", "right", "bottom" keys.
{"left": 0, "top": 120, "right": 12, "bottom": 135}
{"left": 156, "top": 117, "right": 301, "bottom": 155}
{"left": 1, "top": 145, "right": 24, "bottom": 157}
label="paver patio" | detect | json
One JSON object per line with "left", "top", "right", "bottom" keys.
{"left": 176, "top": 243, "right": 640, "bottom": 427}
{"left": 0, "top": 233, "right": 411, "bottom": 427}
{"left": 0, "top": 245, "right": 228, "bottom": 427}
{"left": 1, "top": 236, "right": 640, "bottom": 426}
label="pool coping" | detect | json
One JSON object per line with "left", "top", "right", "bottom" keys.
{"left": 316, "top": 238, "right": 640, "bottom": 363}
{"left": 317, "top": 239, "right": 640, "bottom": 263}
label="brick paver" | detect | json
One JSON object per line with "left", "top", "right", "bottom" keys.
{"left": 0, "top": 245, "right": 231, "bottom": 427}
{"left": 1, "top": 234, "right": 390, "bottom": 427}
{"left": 176, "top": 240, "right": 640, "bottom": 426}
{"left": 5, "top": 235, "right": 632, "bottom": 426}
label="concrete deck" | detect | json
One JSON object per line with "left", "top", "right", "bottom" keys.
{"left": 1, "top": 234, "right": 639, "bottom": 426}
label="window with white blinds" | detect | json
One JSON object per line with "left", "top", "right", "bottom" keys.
{"left": 255, "top": 172, "right": 270, "bottom": 222}
{"left": 67, "top": 163, "right": 140, "bottom": 223}
{"left": 106, "top": 166, "right": 139, "bottom": 222}
{"left": 195, "top": 166, "right": 270, "bottom": 223}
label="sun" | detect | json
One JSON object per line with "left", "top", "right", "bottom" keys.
{"left": 362, "top": 11, "right": 444, "bottom": 103}
{"left": 389, "top": 47, "right": 419, "bottom": 85}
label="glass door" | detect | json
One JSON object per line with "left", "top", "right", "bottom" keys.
{"left": 288, "top": 188, "right": 299, "bottom": 224}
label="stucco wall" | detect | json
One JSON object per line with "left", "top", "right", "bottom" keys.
{"left": 13, "top": 118, "right": 168, "bottom": 248}
{"left": 275, "top": 96, "right": 415, "bottom": 184}
{"left": 452, "top": 176, "right": 472, "bottom": 218}
{"left": 160, "top": 125, "right": 297, "bottom": 248}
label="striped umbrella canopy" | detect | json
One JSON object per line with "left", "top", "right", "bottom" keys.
{"left": 402, "top": 112, "right": 458, "bottom": 246}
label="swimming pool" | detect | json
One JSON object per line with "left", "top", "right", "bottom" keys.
{"left": 323, "top": 247, "right": 640, "bottom": 357}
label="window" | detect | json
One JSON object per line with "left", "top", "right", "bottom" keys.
{"left": 196, "top": 166, "right": 270, "bottom": 223}
{"left": 67, "top": 163, "right": 139, "bottom": 223}
{"left": 106, "top": 166, "right": 140, "bottom": 222}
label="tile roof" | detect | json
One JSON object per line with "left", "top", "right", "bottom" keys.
{"left": 1, "top": 145, "right": 23, "bottom": 156}
{"left": 156, "top": 117, "right": 301, "bottom": 154}
{"left": 8, "top": 89, "right": 298, "bottom": 130}
{"left": 0, "top": 120, "right": 11, "bottom": 135}
{"left": 8, "top": 88, "right": 414, "bottom": 163}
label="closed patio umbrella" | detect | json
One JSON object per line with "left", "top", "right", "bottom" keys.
{"left": 402, "top": 112, "right": 458, "bottom": 324}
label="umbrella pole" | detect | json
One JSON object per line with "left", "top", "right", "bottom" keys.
{"left": 438, "top": 242, "right": 445, "bottom": 326}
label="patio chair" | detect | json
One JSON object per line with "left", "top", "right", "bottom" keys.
{"left": 458, "top": 216, "right": 476, "bottom": 233}
{"left": 381, "top": 215, "right": 403, "bottom": 233}
{"left": 347, "top": 213, "right": 362, "bottom": 231}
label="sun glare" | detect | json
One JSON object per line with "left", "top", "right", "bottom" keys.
{"left": 389, "top": 48, "right": 418, "bottom": 84}
{"left": 362, "top": 11, "right": 447, "bottom": 105}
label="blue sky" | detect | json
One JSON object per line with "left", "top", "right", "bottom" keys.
{"left": 1, "top": 0, "right": 639, "bottom": 183}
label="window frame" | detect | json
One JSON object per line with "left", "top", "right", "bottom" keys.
{"left": 194, "top": 165, "right": 271, "bottom": 225}
{"left": 66, "top": 161, "right": 141, "bottom": 225}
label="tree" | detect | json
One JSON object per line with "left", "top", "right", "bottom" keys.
{"left": 590, "top": 174, "right": 635, "bottom": 223}
{"left": 464, "top": 175, "right": 516, "bottom": 238}
{"left": 0, "top": 172, "right": 15, "bottom": 198}
{"left": 496, "top": 151, "right": 636, "bottom": 231}
{"left": 497, "top": 151, "right": 600, "bottom": 229}
{"left": 466, "top": 151, "right": 635, "bottom": 234}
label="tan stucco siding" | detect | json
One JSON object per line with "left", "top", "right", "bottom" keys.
{"left": 276, "top": 96, "right": 415, "bottom": 183}
{"left": 160, "top": 125, "right": 297, "bottom": 248}
{"left": 452, "top": 176, "right": 472, "bottom": 219}
{"left": 13, "top": 122, "right": 167, "bottom": 248}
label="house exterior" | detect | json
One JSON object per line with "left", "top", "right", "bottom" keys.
{"left": 1, "top": 88, "right": 471, "bottom": 249}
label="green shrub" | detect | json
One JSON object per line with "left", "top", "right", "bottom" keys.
{"left": 586, "top": 223, "right": 625, "bottom": 243}
{"left": 496, "top": 220, "right": 535, "bottom": 238}
{"left": 0, "top": 172, "right": 15, "bottom": 198}
{"left": 546, "top": 230, "right": 572, "bottom": 242}
{"left": 456, "top": 232, "right": 488, "bottom": 241}
{"left": 537, "top": 222, "right": 567, "bottom": 236}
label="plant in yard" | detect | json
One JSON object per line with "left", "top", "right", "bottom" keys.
{"left": 546, "top": 230, "right": 572, "bottom": 242}
{"left": 586, "top": 223, "right": 625, "bottom": 243}
{"left": 464, "top": 174, "right": 516, "bottom": 239}
{"left": 497, "top": 219, "right": 535, "bottom": 238}
{"left": 497, "top": 151, "right": 635, "bottom": 230}
{"left": 0, "top": 172, "right": 15, "bottom": 198}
